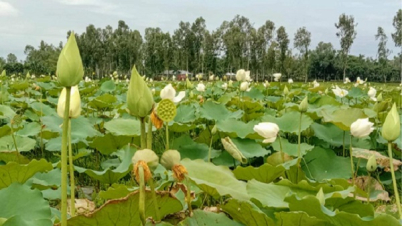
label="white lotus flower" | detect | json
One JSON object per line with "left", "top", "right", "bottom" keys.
{"left": 151, "top": 88, "right": 155, "bottom": 95}
{"left": 209, "top": 75, "right": 214, "bottom": 81}
{"left": 273, "top": 73, "right": 282, "bottom": 82}
{"left": 263, "top": 80, "right": 270, "bottom": 88}
{"left": 160, "top": 84, "right": 185, "bottom": 103}
{"left": 344, "top": 77, "right": 351, "bottom": 84}
{"left": 31, "top": 75, "right": 36, "bottom": 79}
{"left": 196, "top": 83, "right": 205, "bottom": 92}
{"left": 288, "top": 78, "right": 293, "bottom": 84}
{"left": 222, "top": 83, "right": 228, "bottom": 90}
{"left": 236, "top": 69, "right": 246, "bottom": 81}
{"left": 245, "top": 71, "right": 251, "bottom": 81}
{"left": 350, "top": 118, "right": 374, "bottom": 138}
{"left": 240, "top": 82, "right": 251, "bottom": 92}
{"left": 253, "top": 122, "right": 280, "bottom": 143}
{"left": 172, "top": 75, "right": 176, "bottom": 81}
{"left": 332, "top": 85, "right": 348, "bottom": 98}
{"left": 313, "top": 80, "right": 320, "bottom": 88}
{"left": 85, "top": 76, "right": 91, "bottom": 82}
{"left": 368, "top": 87, "right": 377, "bottom": 101}
{"left": 57, "top": 85, "right": 81, "bottom": 119}
{"left": 355, "top": 77, "right": 365, "bottom": 86}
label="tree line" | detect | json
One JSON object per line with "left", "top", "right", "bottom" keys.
{"left": 1, "top": 10, "right": 401, "bottom": 82}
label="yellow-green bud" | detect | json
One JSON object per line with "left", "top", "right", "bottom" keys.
{"left": 211, "top": 125, "right": 217, "bottom": 135}
{"left": 0, "top": 70, "right": 5, "bottom": 77}
{"left": 299, "top": 96, "right": 308, "bottom": 112}
{"left": 26, "top": 72, "right": 30, "bottom": 79}
{"left": 221, "top": 137, "right": 247, "bottom": 164}
{"left": 127, "top": 66, "right": 154, "bottom": 118}
{"left": 56, "top": 32, "right": 84, "bottom": 87}
{"left": 186, "top": 78, "right": 193, "bottom": 89}
{"left": 160, "top": 150, "right": 181, "bottom": 170}
{"left": 381, "top": 103, "right": 400, "bottom": 142}
{"left": 376, "top": 92, "right": 383, "bottom": 102}
{"left": 366, "top": 155, "right": 377, "bottom": 173}
{"left": 316, "top": 188, "right": 325, "bottom": 205}
{"left": 283, "top": 86, "right": 289, "bottom": 95}
{"left": 190, "top": 91, "right": 194, "bottom": 98}
{"left": 132, "top": 149, "right": 159, "bottom": 171}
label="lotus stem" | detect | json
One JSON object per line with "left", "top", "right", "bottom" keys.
{"left": 387, "top": 142, "right": 402, "bottom": 219}
{"left": 9, "top": 123, "right": 20, "bottom": 161}
{"left": 342, "top": 131, "right": 346, "bottom": 157}
{"left": 61, "top": 87, "right": 71, "bottom": 226}
{"left": 186, "top": 177, "right": 193, "bottom": 216}
{"left": 297, "top": 112, "right": 302, "bottom": 163}
{"left": 367, "top": 172, "right": 371, "bottom": 203}
{"left": 147, "top": 117, "right": 152, "bottom": 149}
{"left": 139, "top": 165, "right": 146, "bottom": 225}
{"left": 165, "top": 122, "right": 169, "bottom": 150}
{"left": 208, "top": 135, "right": 213, "bottom": 162}
{"left": 140, "top": 117, "right": 146, "bottom": 149}
{"left": 278, "top": 134, "right": 285, "bottom": 164}
{"left": 349, "top": 135, "right": 355, "bottom": 195}
{"left": 68, "top": 120, "right": 75, "bottom": 217}
{"left": 148, "top": 179, "right": 160, "bottom": 221}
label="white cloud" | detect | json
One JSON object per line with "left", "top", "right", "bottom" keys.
{"left": 0, "top": 1, "right": 18, "bottom": 16}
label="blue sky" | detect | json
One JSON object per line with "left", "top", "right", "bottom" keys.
{"left": 0, "top": 0, "right": 400, "bottom": 61}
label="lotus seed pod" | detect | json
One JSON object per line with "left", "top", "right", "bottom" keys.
{"left": 133, "top": 160, "right": 152, "bottom": 182}
{"left": 161, "top": 150, "right": 181, "bottom": 170}
{"left": 299, "top": 96, "right": 308, "bottom": 112}
{"left": 57, "top": 32, "right": 84, "bottom": 87}
{"left": 172, "top": 164, "right": 188, "bottom": 182}
{"left": 132, "top": 149, "right": 159, "bottom": 171}
{"left": 366, "top": 155, "right": 377, "bottom": 173}
{"left": 316, "top": 188, "right": 325, "bottom": 205}
{"left": 156, "top": 98, "right": 177, "bottom": 122}
{"left": 382, "top": 103, "right": 400, "bottom": 142}
{"left": 221, "top": 137, "right": 247, "bottom": 164}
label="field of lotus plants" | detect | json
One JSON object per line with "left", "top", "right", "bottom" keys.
{"left": 0, "top": 33, "right": 402, "bottom": 226}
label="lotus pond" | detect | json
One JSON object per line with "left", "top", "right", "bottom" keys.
{"left": 0, "top": 69, "right": 401, "bottom": 226}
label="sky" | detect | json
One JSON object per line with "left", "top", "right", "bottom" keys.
{"left": 0, "top": 0, "right": 400, "bottom": 61}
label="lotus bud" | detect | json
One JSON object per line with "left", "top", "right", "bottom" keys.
{"left": 283, "top": 86, "right": 289, "bottom": 95}
{"left": 211, "top": 125, "right": 217, "bottom": 135}
{"left": 316, "top": 188, "right": 325, "bottom": 205}
{"left": 366, "top": 155, "right": 377, "bottom": 173}
{"left": 127, "top": 66, "right": 154, "bottom": 118}
{"left": 221, "top": 137, "right": 247, "bottom": 164}
{"left": 57, "top": 86, "right": 81, "bottom": 119}
{"left": 382, "top": 103, "right": 400, "bottom": 142}
{"left": 377, "top": 92, "right": 383, "bottom": 102}
{"left": 189, "top": 91, "right": 194, "bottom": 98}
{"left": 56, "top": 32, "right": 84, "bottom": 87}
{"left": 131, "top": 149, "right": 159, "bottom": 172}
{"left": 160, "top": 150, "right": 181, "bottom": 170}
{"left": 240, "top": 82, "right": 249, "bottom": 91}
{"left": 228, "top": 80, "right": 233, "bottom": 87}
{"left": 186, "top": 78, "right": 193, "bottom": 89}
{"left": 0, "top": 70, "right": 5, "bottom": 77}
{"left": 299, "top": 96, "right": 308, "bottom": 112}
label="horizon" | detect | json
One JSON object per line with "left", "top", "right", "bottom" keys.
{"left": 0, "top": 0, "right": 401, "bottom": 61}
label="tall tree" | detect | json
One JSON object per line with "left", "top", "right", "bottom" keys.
{"left": 309, "top": 42, "right": 336, "bottom": 80}
{"left": 392, "top": 9, "right": 402, "bottom": 82}
{"left": 6, "top": 53, "right": 17, "bottom": 64}
{"left": 276, "top": 26, "right": 289, "bottom": 75}
{"left": 335, "top": 14, "right": 357, "bottom": 81}
{"left": 375, "top": 27, "right": 391, "bottom": 82}
{"left": 294, "top": 27, "right": 311, "bottom": 82}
